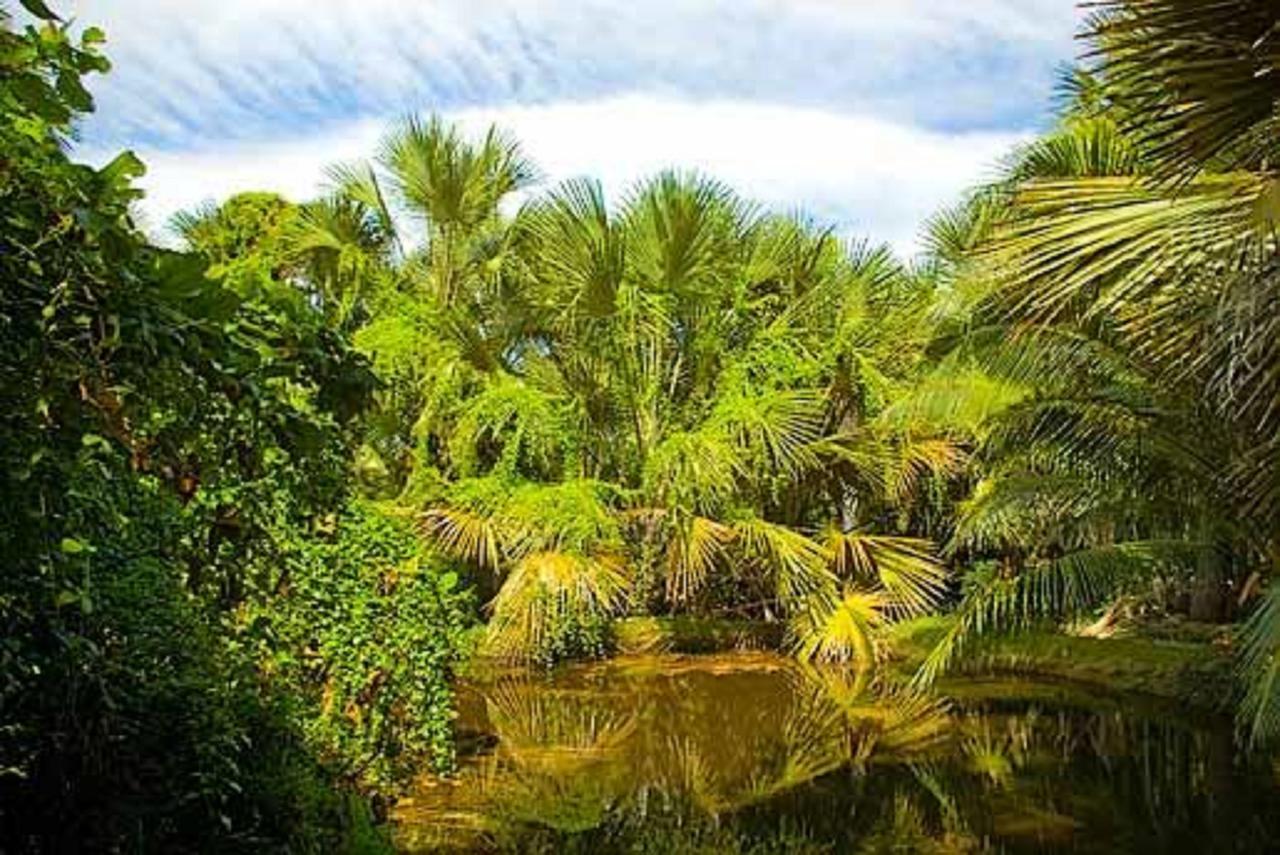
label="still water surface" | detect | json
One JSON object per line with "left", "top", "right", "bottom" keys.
{"left": 394, "top": 653, "right": 1280, "bottom": 853}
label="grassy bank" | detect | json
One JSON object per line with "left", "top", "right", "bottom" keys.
{"left": 886, "top": 617, "right": 1235, "bottom": 711}
{"left": 600, "top": 615, "right": 1235, "bottom": 710}
{"left": 613, "top": 616, "right": 785, "bottom": 654}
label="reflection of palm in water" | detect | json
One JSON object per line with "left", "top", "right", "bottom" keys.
{"left": 395, "top": 657, "right": 1279, "bottom": 852}
{"left": 485, "top": 679, "right": 637, "bottom": 764}
{"left": 473, "top": 660, "right": 956, "bottom": 823}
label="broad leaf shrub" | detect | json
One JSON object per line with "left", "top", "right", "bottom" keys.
{"left": 0, "top": 8, "right": 470, "bottom": 851}
{"left": 254, "top": 501, "right": 475, "bottom": 791}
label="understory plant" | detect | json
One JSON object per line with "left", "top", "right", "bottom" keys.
{"left": 254, "top": 501, "right": 475, "bottom": 791}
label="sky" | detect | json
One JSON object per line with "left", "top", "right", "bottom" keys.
{"left": 55, "top": 0, "right": 1084, "bottom": 256}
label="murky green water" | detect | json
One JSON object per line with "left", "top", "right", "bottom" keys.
{"left": 394, "top": 653, "right": 1280, "bottom": 853}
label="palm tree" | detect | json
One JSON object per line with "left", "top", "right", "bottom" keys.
{"left": 193, "top": 114, "right": 955, "bottom": 665}
{"left": 304, "top": 118, "right": 958, "bottom": 662}
{"left": 907, "top": 1, "right": 1280, "bottom": 742}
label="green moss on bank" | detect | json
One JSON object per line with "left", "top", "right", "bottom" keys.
{"left": 469, "top": 615, "right": 1234, "bottom": 711}
{"left": 887, "top": 617, "right": 1235, "bottom": 710}
{"left": 613, "top": 617, "right": 785, "bottom": 655}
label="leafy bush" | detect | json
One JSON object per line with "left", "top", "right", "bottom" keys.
{"left": 256, "top": 501, "right": 476, "bottom": 792}
{"left": 0, "top": 453, "right": 391, "bottom": 851}
{"left": 0, "top": 8, "right": 464, "bottom": 850}
{"left": 531, "top": 602, "right": 614, "bottom": 667}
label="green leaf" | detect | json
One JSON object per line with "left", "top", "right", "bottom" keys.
{"left": 99, "top": 150, "right": 146, "bottom": 187}
{"left": 19, "top": 0, "right": 61, "bottom": 21}
{"left": 81, "top": 26, "right": 106, "bottom": 45}
{"left": 56, "top": 70, "right": 93, "bottom": 113}
{"left": 10, "top": 74, "right": 60, "bottom": 120}
{"left": 81, "top": 433, "right": 111, "bottom": 450}
{"left": 81, "top": 54, "right": 111, "bottom": 74}
{"left": 60, "top": 537, "right": 89, "bottom": 555}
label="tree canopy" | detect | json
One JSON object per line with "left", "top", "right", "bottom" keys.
{"left": 10, "top": 0, "right": 1280, "bottom": 849}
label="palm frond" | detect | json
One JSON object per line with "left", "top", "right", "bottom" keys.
{"left": 622, "top": 170, "right": 755, "bottom": 299}
{"left": 664, "top": 515, "right": 733, "bottom": 604}
{"left": 1239, "top": 581, "right": 1280, "bottom": 747}
{"left": 914, "top": 541, "right": 1202, "bottom": 687}
{"left": 792, "top": 587, "right": 888, "bottom": 664}
{"left": 886, "top": 437, "right": 967, "bottom": 505}
{"left": 486, "top": 551, "right": 630, "bottom": 660}
{"left": 883, "top": 369, "right": 1025, "bottom": 436}
{"left": 825, "top": 531, "right": 949, "bottom": 620}
{"left": 1088, "top": 0, "right": 1280, "bottom": 180}
{"left": 325, "top": 160, "right": 399, "bottom": 252}
{"left": 420, "top": 506, "right": 505, "bottom": 570}
{"left": 992, "top": 174, "right": 1270, "bottom": 324}
{"left": 520, "top": 178, "right": 627, "bottom": 323}
{"left": 379, "top": 114, "right": 537, "bottom": 232}
{"left": 711, "top": 387, "right": 825, "bottom": 474}
{"left": 734, "top": 517, "right": 835, "bottom": 608}
{"left": 1006, "top": 115, "right": 1145, "bottom": 182}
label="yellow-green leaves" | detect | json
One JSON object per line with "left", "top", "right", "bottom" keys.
{"left": 792, "top": 588, "right": 888, "bottom": 665}
{"left": 486, "top": 551, "right": 630, "bottom": 660}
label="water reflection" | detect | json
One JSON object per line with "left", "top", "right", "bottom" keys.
{"left": 394, "top": 653, "right": 1280, "bottom": 853}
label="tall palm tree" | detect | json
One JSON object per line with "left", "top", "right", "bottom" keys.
{"left": 308, "top": 118, "right": 958, "bottom": 662}
{"left": 909, "top": 1, "right": 1280, "bottom": 743}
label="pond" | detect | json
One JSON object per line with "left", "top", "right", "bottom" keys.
{"left": 393, "top": 652, "right": 1280, "bottom": 853}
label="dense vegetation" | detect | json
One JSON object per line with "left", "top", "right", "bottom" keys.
{"left": 0, "top": 5, "right": 470, "bottom": 850}
{"left": 251, "top": 116, "right": 959, "bottom": 666}
{"left": 7, "top": 0, "right": 1280, "bottom": 849}
{"left": 903, "top": 1, "right": 1280, "bottom": 748}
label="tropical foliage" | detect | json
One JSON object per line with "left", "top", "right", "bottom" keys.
{"left": 281, "top": 118, "right": 958, "bottom": 665}
{"left": 0, "top": 7, "right": 470, "bottom": 851}
{"left": 901, "top": 0, "right": 1280, "bottom": 747}
{"left": 12, "top": 0, "right": 1280, "bottom": 846}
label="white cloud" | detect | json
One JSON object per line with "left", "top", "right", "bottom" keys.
{"left": 94, "top": 96, "right": 1026, "bottom": 257}
{"left": 62, "top": 0, "right": 1079, "bottom": 146}
{"left": 115, "top": 120, "right": 386, "bottom": 238}
{"left": 54, "top": 1, "right": 1063, "bottom": 253}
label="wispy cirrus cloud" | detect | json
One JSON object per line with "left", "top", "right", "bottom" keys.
{"left": 57, "top": 0, "right": 1080, "bottom": 253}
{"left": 123, "top": 97, "right": 1027, "bottom": 256}
{"left": 70, "top": 0, "right": 1079, "bottom": 147}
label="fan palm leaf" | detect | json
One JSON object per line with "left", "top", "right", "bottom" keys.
{"left": 792, "top": 587, "right": 888, "bottom": 665}
{"left": 1087, "top": 0, "right": 1280, "bottom": 180}
{"left": 420, "top": 505, "right": 506, "bottom": 570}
{"left": 733, "top": 517, "right": 835, "bottom": 608}
{"left": 664, "top": 514, "right": 734, "bottom": 605}
{"left": 486, "top": 550, "right": 630, "bottom": 660}
{"left": 825, "top": 530, "right": 949, "bottom": 619}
